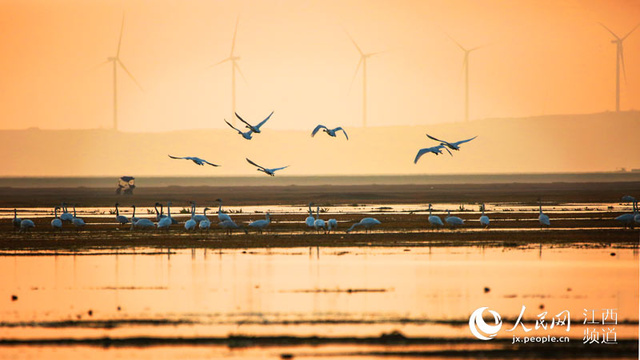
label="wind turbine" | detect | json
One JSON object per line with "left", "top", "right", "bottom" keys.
{"left": 104, "top": 14, "right": 143, "bottom": 131}
{"left": 447, "top": 34, "right": 482, "bottom": 123}
{"left": 346, "top": 31, "right": 382, "bottom": 128}
{"left": 213, "top": 17, "right": 247, "bottom": 126}
{"left": 599, "top": 22, "right": 640, "bottom": 112}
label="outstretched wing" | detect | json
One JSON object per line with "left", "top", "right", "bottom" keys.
{"left": 254, "top": 111, "right": 274, "bottom": 130}
{"left": 234, "top": 112, "right": 252, "bottom": 128}
{"left": 224, "top": 119, "right": 242, "bottom": 133}
{"left": 426, "top": 133, "right": 446, "bottom": 143}
{"left": 168, "top": 155, "right": 186, "bottom": 160}
{"left": 311, "top": 124, "right": 327, "bottom": 137}
{"left": 202, "top": 159, "right": 220, "bottom": 167}
{"left": 439, "top": 145, "right": 453, "bottom": 156}
{"left": 414, "top": 148, "right": 431, "bottom": 164}
{"left": 452, "top": 135, "right": 477, "bottom": 147}
{"left": 335, "top": 127, "right": 349, "bottom": 140}
{"left": 270, "top": 165, "right": 290, "bottom": 172}
{"left": 246, "top": 158, "right": 266, "bottom": 170}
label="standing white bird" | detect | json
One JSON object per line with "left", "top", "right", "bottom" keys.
{"left": 538, "top": 204, "right": 550, "bottom": 228}
{"left": 327, "top": 218, "right": 338, "bottom": 232}
{"left": 235, "top": 111, "right": 274, "bottom": 134}
{"left": 19, "top": 219, "right": 35, "bottom": 232}
{"left": 225, "top": 119, "right": 254, "bottom": 140}
{"left": 414, "top": 145, "right": 452, "bottom": 164}
{"left": 71, "top": 204, "right": 85, "bottom": 229}
{"left": 445, "top": 210, "right": 464, "bottom": 228}
{"left": 60, "top": 203, "right": 73, "bottom": 223}
{"left": 115, "top": 203, "right": 129, "bottom": 225}
{"left": 248, "top": 213, "right": 271, "bottom": 233}
{"left": 314, "top": 206, "right": 326, "bottom": 233}
{"left": 215, "top": 199, "right": 232, "bottom": 222}
{"left": 190, "top": 202, "right": 209, "bottom": 222}
{"left": 305, "top": 203, "right": 315, "bottom": 230}
{"left": 311, "top": 125, "right": 349, "bottom": 140}
{"left": 427, "top": 204, "right": 444, "bottom": 229}
{"left": 426, "top": 134, "right": 477, "bottom": 151}
{"left": 184, "top": 204, "right": 197, "bottom": 231}
{"left": 199, "top": 209, "right": 212, "bottom": 231}
{"left": 479, "top": 203, "right": 490, "bottom": 228}
{"left": 615, "top": 201, "right": 637, "bottom": 229}
{"left": 12, "top": 209, "right": 21, "bottom": 230}
{"left": 168, "top": 155, "right": 220, "bottom": 167}
{"left": 157, "top": 202, "right": 173, "bottom": 230}
{"left": 51, "top": 206, "right": 62, "bottom": 230}
{"left": 246, "top": 158, "right": 289, "bottom": 176}
{"left": 132, "top": 218, "right": 155, "bottom": 230}
{"left": 217, "top": 218, "right": 245, "bottom": 234}
{"left": 346, "top": 217, "right": 381, "bottom": 233}
{"left": 131, "top": 205, "right": 140, "bottom": 223}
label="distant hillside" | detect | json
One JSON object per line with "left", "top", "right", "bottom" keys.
{"left": 2, "top": 112, "right": 638, "bottom": 177}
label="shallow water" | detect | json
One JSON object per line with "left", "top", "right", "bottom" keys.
{"left": 0, "top": 244, "right": 637, "bottom": 359}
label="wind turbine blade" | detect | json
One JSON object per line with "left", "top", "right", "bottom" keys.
{"left": 599, "top": 22, "right": 620, "bottom": 39}
{"left": 234, "top": 62, "right": 248, "bottom": 85}
{"left": 622, "top": 22, "right": 640, "bottom": 41}
{"left": 118, "top": 60, "right": 144, "bottom": 91}
{"left": 445, "top": 32, "right": 466, "bottom": 52}
{"left": 230, "top": 16, "right": 240, "bottom": 57}
{"left": 117, "top": 13, "right": 125, "bottom": 57}
{"left": 620, "top": 45, "right": 628, "bottom": 84}
{"left": 343, "top": 27, "right": 364, "bottom": 55}
{"left": 211, "top": 57, "right": 232, "bottom": 67}
{"left": 348, "top": 58, "right": 363, "bottom": 93}
{"left": 91, "top": 59, "right": 111, "bottom": 71}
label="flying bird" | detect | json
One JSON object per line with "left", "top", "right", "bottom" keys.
{"left": 225, "top": 119, "right": 254, "bottom": 140}
{"left": 414, "top": 145, "right": 452, "bottom": 164}
{"left": 236, "top": 111, "right": 273, "bottom": 134}
{"left": 168, "top": 155, "right": 220, "bottom": 167}
{"left": 311, "top": 125, "right": 349, "bottom": 140}
{"left": 426, "top": 134, "right": 477, "bottom": 151}
{"left": 246, "top": 158, "right": 289, "bottom": 176}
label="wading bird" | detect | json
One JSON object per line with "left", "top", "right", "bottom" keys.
{"left": 479, "top": 204, "right": 490, "bottom": 228}
{"left": 426, "top": 134, "right": 477, "bottom": 151}
{"left": 72, "top": 205, "right": 86, "bottom": 229}
{"left": 12, "top": 209, "right": 21, "bottom": 230}
{"left": 215, "top": 199, "right": 232, "bottom": 222}
{"left": 199, "top": 211, "right": 212, "bottom": 230}
{"left": 184, "top": 204, "right": 197, "bottom": 231}
{"left": 246, "top": 158, "right": 289, "bottom": 176}
{"left": 115, "top": 203, "right": 129, "bottom": 225}
{"left": 60, "top": 203, "right": 73, "bottom": 222}
{"left": 305, "top": 203, "right": 315, "bottom": 230}
{"left": 225, "top": 119, "right": 254, "bottom": 140}
{"left": 445, "top": 210, "right": 464, "bottom": 228}
{"left": 218, "top": 218, "right": 246, "bottom": 235}
{"left": 168, "top": 155, "right": 220, "bottom": 167}
{"left": 346, "top": 217, "right": 381, "bottom": 233}
{"left": 51, "top": 207, "right": 62, "bottom": 230}
{"left": 235, "top": 111, "right": 274, "bottom": 134}
{"left": 314, "top": 206, "right": 326, "bottom": 233}
{"left": 132, "top": 218, "right": 155, "bottom": 230}
{"left": 19, "top": 219, "right": 35, "bottom": 232}
{"left": 327, "top": 218, "right": 338, "bottom": 232}
{"left": 157, "top": 202, "right": 174, "bottom": 230}
{"left": 428, "top": 204, "right": 444, "bottom": 229}
{"left": 615, "top": 201, "right": 637, "bottom": 229}
{"left": 311, "top": 125, "right": 349, "bottom": 140}
{"left": 248, "top": 213, "right": 271, "bottom": 233}
{"left": 414, "top": 145, "right": 452, "bottom": 164}
{"left": 190, "top": 202, "right": 209, "bottom": 222}
{"left": 538, "top": 204, "right": 550, "bottom": 228}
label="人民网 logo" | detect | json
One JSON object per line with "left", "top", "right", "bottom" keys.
{"left": 469, "top": 307, "right": 503, "bottom": 340}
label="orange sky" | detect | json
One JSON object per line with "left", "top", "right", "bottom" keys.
{"left": 0, "top": 0, "right": 639, "bottom": 132}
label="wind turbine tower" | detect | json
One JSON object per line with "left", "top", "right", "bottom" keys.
{"left": 599, "top": 23, "right": 639, "bottom": 112}
{"left": 346, "top": 31, "right": 382, "bottom": 128}
{"left": 105, "top": 14, "right": 143, "bottom": 131}
{"left": 214, "top": 17, "right": 247, "bottom": 126}
{"left": 448, "top": 35, "right": 482, "bottom": 122}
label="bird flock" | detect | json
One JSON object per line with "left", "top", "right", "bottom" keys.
{"left": 167, "top": 109, "right": 478, "bottom": 174}
{"left": 12, "top": 196, "right": 640, "bottom": 234}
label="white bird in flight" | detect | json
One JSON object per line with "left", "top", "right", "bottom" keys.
{"left": 246, "top": 158, "right": 289, "bottom": 176}
{"left": 311, "top": 125, "right": 349, "bottom": 140}
{"left": 168, "top": 155, "right": 220, "bottom": 167}
{"left": 225, "top": 119, "right": 254, "bottom": 140}
{"left": 414, "top": 145, "right": 452, "bottom": 164}
{"left": 426, "top": 134, "right": 477, "bottom": 151}
{"left": 235, "top": 111, "right": 274, "bottom": 134}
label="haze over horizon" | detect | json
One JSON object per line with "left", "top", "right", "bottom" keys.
{"left": 1, "top": 0, "right": 639, "bottom": 133}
